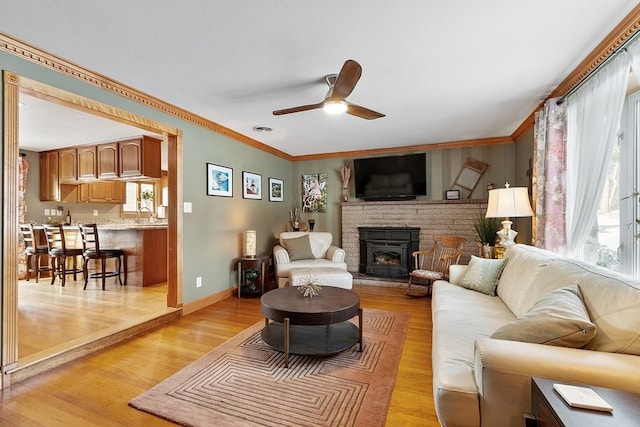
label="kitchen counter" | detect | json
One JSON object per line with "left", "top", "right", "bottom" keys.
{"left": 33, "top": 223, "right": 167, "bottom": 287}
{"left": 93, "top": 223, "right": 168, "bottom": 230}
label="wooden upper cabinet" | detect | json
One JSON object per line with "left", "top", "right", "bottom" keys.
{"left": 87, "top": 181, "right": 126, "bottom": 203}
{"left": 39, "top": 151, "right": 60, "bottom": 201}
{"left": 77, "top": 146, "right": 98, "bottom": 180}
{"left": 58, "top": 148, "right": 77, "bottom": 183}
{"left": 97, "top": 142, "right": 119, "bottom": 179}
{"left": 119, "top": 136, "right": 162, "bottom": 179}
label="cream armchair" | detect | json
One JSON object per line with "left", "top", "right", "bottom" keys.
{"left": 273, "top": 232, "right": 347, "bottom": 287}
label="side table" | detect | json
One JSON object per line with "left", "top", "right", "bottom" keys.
{"left": 236, "top": 255, "right": 268, "bottom": 298}
{"left": 529, "top": 376, "right": 640, "bottom": 427}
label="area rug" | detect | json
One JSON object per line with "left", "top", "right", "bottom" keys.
{"left": 129, "top": 308, "right": 409, "bottom": 427}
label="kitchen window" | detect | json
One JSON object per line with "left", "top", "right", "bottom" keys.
{"left": 121, "top": 182, "right": 156, "bottom": 216}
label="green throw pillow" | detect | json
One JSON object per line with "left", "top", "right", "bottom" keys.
{"left": 491, "top": 285, "right": 596, "bottom": 348}
{"left": 283, "top": 235, "right": 315, "bottom": 261}
{"left": 460, "top": 255, "right": 508, "bottom": 296}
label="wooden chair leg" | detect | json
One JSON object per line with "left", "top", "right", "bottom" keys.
{"left": 25, "top": 254, "right": 32, "bottom": 281}
{"left": 60, "top": 256, "right": 66, "bottom": 287}
{"left": 34, "top": 254, "right": 41, "bottom": 283}
{"left": 50, "top": 257, "right": 57, "bottom": 285}
{"left": 101, "top": 258, "right": 106, "bottom": 291}
{"left": 122, "top": 254, "right": 127, "bottom": 286}
{"left": 117, "top": 256, "right": 123, "bottom": 286}
{"left": 83, "top": 258, "right": 89, "bottom": 289}
{"left": 72, "top": 256, "right": 77, "bottom": 281}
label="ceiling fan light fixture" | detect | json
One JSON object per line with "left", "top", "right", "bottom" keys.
{"left": 323, "top": 100, "right": 347, "bottom": 114}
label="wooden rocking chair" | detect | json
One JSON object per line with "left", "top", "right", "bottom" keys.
{"left": 406, "top": 235, "right": 467, "bottom": 297}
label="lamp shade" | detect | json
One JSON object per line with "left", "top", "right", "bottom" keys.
{"left": 485, "top": 185, "right": 534, "bottom": 218}
{"left": 245, "top": 230, "right": 257, "bottom": 257}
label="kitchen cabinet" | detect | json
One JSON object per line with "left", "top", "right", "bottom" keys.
{"left": 58, "top": 148, "right": 77, "bottom": 183}
{"left": 86, "top": 181, "right": 126, "bottom": 203}
{"left": 77, "top": 145, "right": 98, "bottom": 180}
{"left": 39, "top": 151, "right": 59, "bottom": 201}
{"left": 97, "top": 142, "right": 119, "bottom": 179}
{"left": 119, "top": 136, "right": 162, "bottom": 179}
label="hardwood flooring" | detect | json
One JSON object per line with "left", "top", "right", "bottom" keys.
{"left": 1, "top": 284, "right": 439, "bottom": 426}
{"left": 17, "top": 278, "right": 173, "bottom": 366}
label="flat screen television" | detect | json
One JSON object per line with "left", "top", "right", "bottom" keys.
{"left": 354, "top": 153, "right": 427, "bottom": 201}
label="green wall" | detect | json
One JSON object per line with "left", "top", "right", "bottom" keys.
{"left": 1, "top": 50, "right": 292, "bottom": 304}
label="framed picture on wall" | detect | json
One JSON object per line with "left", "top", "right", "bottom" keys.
{"left": 445, "top": 189, "right": 461, "bottom": 200}
{"left": 206, "top": 163, "right": 233, "bottom": 197}
{"left": 269, "top": 177, "right": 284, "bottom": 202}
{"left": 302, "top": 173, "right": 327, "bottom": 212}
{"left": 242, "top": 171, "right": 262, "bottom": 200}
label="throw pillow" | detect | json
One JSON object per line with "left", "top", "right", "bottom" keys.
{"left": 282, "top": 235, "right": 315, "bottom": 261}
{"left": 491, "top": 284, "right": 596, "bottom": 348}
{"left": 460, "top": 255, "right": 508, "bottom": 296}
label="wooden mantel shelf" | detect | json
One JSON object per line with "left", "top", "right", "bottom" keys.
{"left": 341, "top": 199, "right": 487, "bottom": 206}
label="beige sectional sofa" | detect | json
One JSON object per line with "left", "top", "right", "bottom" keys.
{"left": 431, "top": 244, "right": 640, "bottom": 427}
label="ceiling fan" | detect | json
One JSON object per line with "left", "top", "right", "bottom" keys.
{"left": 272, "top": 59, "right": 385, "bottom": 120}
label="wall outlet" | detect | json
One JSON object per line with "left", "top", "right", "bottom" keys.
{"left": 196, "top": 276, "right": 202, "bottom": 288}
{"left": 184, "top": 202, "right": 192, "bottom": 213}
{"left": 93, "top": 210, "right": 99, "bottom": 216}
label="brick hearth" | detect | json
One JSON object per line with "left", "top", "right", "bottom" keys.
{"left": 341, "top": 200, "right": 487, "bottom": 274}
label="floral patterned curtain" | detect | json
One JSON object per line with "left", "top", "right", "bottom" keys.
{"left": 18, "top": 155, "right": 29, "bottom": 279}
{"left": 532, "top": 98, "right": 567, "bottom": 254}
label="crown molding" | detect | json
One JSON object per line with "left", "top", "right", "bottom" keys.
{"left": 513, "top": 4, "right": 640, "bottom": 138}
{"left": 0, "top": 32, "right": 293, "bottom": 161}
{"left": 551, "top": 4, "right": 640, "bottom": 99}
{"left": 4, "top": 1, "right": 639, "bottom": 164}
{"left": 292, "top": 136, "right": 514, "bottom": 161}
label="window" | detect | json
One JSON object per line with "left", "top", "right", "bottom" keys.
{"left": 121, "top": 182, "right": 157, "bottom": 216}
{"left": 588, "top": 89, "right": 640, "bottom": 277}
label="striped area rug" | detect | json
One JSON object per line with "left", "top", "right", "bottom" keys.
{"left": 129, "top": 308, "right": 409, "bottom": 427}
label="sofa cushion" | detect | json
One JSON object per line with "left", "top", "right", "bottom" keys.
{"left": 282, "top": 235, "right": 315, "bottom": 261}
{"left": 491, "top": 284, "right": 596, "bottom": 348}
{"left": 460, "top": 256, "right": 507, "bottom": 296}
{"left": 497, "top": 244, "right": 556, "bottom": 316}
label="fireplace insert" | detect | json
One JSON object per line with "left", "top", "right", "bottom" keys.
{"left": 358, "top": 227, "right": 420, "bottom": 278}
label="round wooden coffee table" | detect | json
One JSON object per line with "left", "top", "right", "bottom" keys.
{"left": 260, "top": 286, "right": 363, "bottom": 368}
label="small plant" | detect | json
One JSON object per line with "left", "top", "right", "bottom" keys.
{"left": 473, "top": 214, "right": 501, "bottom": 245}
{"left": 140, "top": 190, "right": 154, "bottom": 201}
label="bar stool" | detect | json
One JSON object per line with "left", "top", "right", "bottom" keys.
{"left": 78, "top": 224, "right": 126, "bottom": 290}
{"left": 43, "top": 223, "right": 83, "bottom": 287}
{"left": 19, "top": 223, "right": 51, "bottom": 282}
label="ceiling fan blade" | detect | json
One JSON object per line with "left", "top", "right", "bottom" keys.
{"left": 272, "top": 102, "right": 324, "bottom": 116}
{"left": 346, "top": 103, "right": 385, "bottom": 120}
{"left": 329, "top": 59, "right": 362, "bottom": 101}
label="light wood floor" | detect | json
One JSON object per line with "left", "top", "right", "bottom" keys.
{"left": 1, "top": 284, "right": 439, "bottom": 426}
{"left": 17, "top": 277, "right": 172, "bottom": 365}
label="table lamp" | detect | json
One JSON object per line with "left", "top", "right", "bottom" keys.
{"left": 245, "top": 230, "right": 257, "bottom": 257}
{"left": 485, "top": 183, "right": 534, "bottom": 247}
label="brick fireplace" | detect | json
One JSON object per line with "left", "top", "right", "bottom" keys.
{"left": 341, "top": 199, "right": 487, "bottom": 276}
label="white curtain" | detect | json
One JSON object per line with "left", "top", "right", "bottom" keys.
{"left": 629, "top": 37, "right": 640, "bottom": 85}
{"left": 565, "top": 52, "right": 631, "bottom": 258}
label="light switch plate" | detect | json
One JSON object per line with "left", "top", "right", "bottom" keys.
{"left": 184, "top": 202, "right": 192, "bottom": 213}
{"left": 44, "top": 209, "right": 50, "bottom": 216}
{"left": 93, "top": 210, "right": 99, "bottom": 216}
